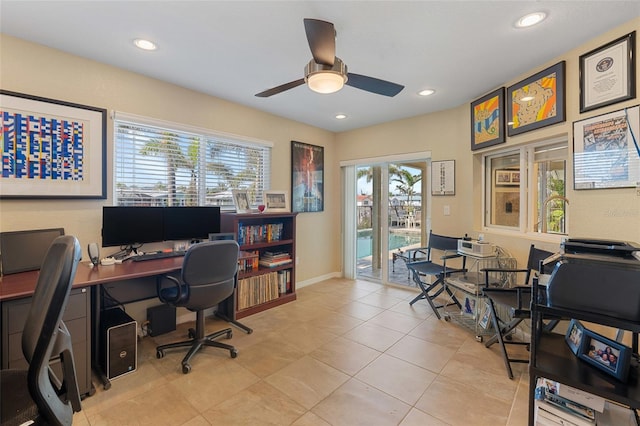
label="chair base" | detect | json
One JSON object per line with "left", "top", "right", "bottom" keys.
{"left": 155, "top": 311, "right": 237, "bottom": 374}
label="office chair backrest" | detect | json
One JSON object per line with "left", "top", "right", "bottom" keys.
{"left": 427, "top": 231, "right": 462, "bottom": 261}
{"left": 181, "top": 240, "right": 240, "bottom": 311}
{"left": 525, "top": 245, "right": 554, "bottom": 285}
{"left": 22, "top": 235, "right": 82, "bottom": 424}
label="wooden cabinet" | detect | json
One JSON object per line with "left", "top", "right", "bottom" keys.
{"left": 529, "top": 279, "right": 640, "bottom": 424}
{"left": 221, "top": 212, "right": 297, "bottom": 319}
{"left": 1, "top": 287, "right": 93, "bottom": 397}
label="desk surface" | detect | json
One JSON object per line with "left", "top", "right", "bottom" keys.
{"left": 0, "top": 257, "right": 184, "bottom": 301}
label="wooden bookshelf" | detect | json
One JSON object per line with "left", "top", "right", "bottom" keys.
{"left": 221, "top": 212, "right": 297, "bottom": 319}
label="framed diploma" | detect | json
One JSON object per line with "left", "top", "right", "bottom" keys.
{"left": 579, "top": 31, "right": 635, "bottom": 113}
{"left": 431, "top": 160, "right": 455, "bottom": 196}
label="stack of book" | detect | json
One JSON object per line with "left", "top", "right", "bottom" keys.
{"left": 238, "top": 250, "right": 259, "bottom": 272}
{"left": 259, "top": 251, "right": 292, "bottom": 268}
{"left": 237, "top": 271, "right": 279, "bottom": 310}
{"left": 535, "top": 378, "right": 636, "bottom": 425}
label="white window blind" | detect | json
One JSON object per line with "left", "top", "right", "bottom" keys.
{"left": 113, "top": 114, "right": 271, "bottom": 208}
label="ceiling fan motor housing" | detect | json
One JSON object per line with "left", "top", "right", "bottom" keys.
{"left": 305, "top": 57, "right": 348, "bottom": 93}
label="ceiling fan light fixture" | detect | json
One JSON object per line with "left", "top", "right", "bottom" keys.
{"left": 305, "top": 57, "right": 347, "bottom": 94}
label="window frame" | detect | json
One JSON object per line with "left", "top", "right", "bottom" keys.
{"left": 112, "top": 112, "right": 272, "bottom": 209}
{"left": 482, "top": 136, "right": 568, "bottom": 241}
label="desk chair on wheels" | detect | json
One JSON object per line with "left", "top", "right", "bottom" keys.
{"left": 155, "top": 240, "right": 240, "bottom": 374}
{"left": 407, "top": 231, "right": 466, "bottom": 319}
{"left": 0, "top": 235, "right": 83, "bottom": 426}
{"left": 482, "top": 245, "right": 553, "bottom": 379}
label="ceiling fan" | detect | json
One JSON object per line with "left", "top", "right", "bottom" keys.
{"left": 255, "top": 18, "right": 404, "bottom": 98}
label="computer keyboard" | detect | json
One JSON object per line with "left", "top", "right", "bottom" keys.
{"left": 132, "top": 251, "right": 186, "bottom": 262}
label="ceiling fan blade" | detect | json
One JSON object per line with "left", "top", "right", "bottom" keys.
{"left": 303, "top": 18, "right": 335, "bottom": 66}
{"left": 255, "top": 79, "right": 305, "bottom": 97}
{"left": 346, "top": 73, "right": 404, "bottom": 97}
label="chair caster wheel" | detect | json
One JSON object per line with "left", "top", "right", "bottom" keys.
{"left": 182, "top": 363, "right": 191, "bottom": 374}
{"left": 188, "top": 328, "right": 195, "bottom": 339}
{"left": 156, "top": 349, "right": 164, "bottom": 358}
{"left": 475, "top": 335, "right": 483, "bottom": 343}
{"left": 226, "top": 330, "right": 233, "bottom": 339}
{"left": 230, "top": 349, "right": 238, "bottom": 358}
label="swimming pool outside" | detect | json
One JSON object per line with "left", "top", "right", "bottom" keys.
{"left": 357, "top": 229, "right": 421, "bottom": 259}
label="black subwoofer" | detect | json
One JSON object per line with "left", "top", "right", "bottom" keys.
{"left": 100, "top": 308, "right": 137, "bottom": 380}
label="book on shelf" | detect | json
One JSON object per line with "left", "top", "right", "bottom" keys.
{"left": 237, "top": 271, "right": 280, "bottom": 310}
{"left": 259, "top": 251, "right": 292, "bottom": 267}
{"left": 259, "top": 258, "right": 292, "bottom": 268}
{"left": 237, "top": 222, "right": 284, "bottom": 245}
{"left": 238, "top": 250, "right": 259, "bottom": 272}
{"left": 535, "top": 379, "right": 596, "bottom": 424}
{"left": 536, "top": 378, "right": 605, "bottom": 413}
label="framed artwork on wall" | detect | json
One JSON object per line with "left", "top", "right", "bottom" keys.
{"left": 470, "top": 87, "right": 505, "bottom": 150}
{"left": 507, "top": 61, "right": 566, "bottom": 137}
{"left": 0, "top": 90, "right": 107, "bottom": 199}
{"left": 573, "top": 105, "right": 640, "bottom": 190}
{"left": 580, "top": 31, "right": 636, "bottom": 113}
{"left": 431, "top": 160, "right": 455, "bottom": 195}
{"left": 291, "top": 141, "right": 324, "bottom": 213}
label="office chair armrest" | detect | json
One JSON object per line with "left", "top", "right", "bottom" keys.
{"left": 157, "top": 274, "right": 182, "bottom": 303}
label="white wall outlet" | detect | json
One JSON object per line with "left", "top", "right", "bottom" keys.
{"left": 443, "top": 205, "right": 450, "bottom": 216}
{"left": 296, "top": 256, "right": 300, "bottom": 265}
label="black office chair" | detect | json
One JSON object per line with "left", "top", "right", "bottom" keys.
{"left": 155, "top": 240, "right": 240, "bottom": 374}
{"left": 481, "top": 244, "right": 553, "bottom": 379}
{"left": 407, "top": 231, "right": 466, "bottom": 319}
{"left": 0, "top": 235, "right": 83, "bottom": 426}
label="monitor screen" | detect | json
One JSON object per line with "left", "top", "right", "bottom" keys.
{"left": 163, "top": 207, "right": 221, "bottom": 241}
{"left": 102, "top": 207, "right": 164, "bottom": 247}
{"left": 0, "top": 228, "right": 65, "bottom": 274}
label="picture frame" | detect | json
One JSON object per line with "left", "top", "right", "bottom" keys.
{"left": 263, "top": 190, "right": 289, "bottom": 212}
{"left": 573, "top": 105, "right": 640, "bottom": 190}
{"left": 470, "top": 87, "right": 505, "bottom": 150}
{"left": 564, "top": 319, "right": 584, "bottom": 355}
{"left": 291, "top": 141, "right": 324, "bottom": 213}
{"left": 431, "top": 160, "right": 455, "bottom": 195}
{"left": 580, "top": 31, "right": 636, "bottom": 113}
{"left": 507, "top": 61, "right": 566, "bottom": 137}
{"left": 495, "top": 169, "right": 519, "bottom": 186}
{"left": 578, "top": 327, "right": 631, "bottom": 382}
{"left": 0, "top": 90, "right": 107, "bottom": 199}
{"left": 479, "top": 302, "right": 492, "bottom": 329}
{"left": 232, "top": 189, "right": 251, "bottom": 213}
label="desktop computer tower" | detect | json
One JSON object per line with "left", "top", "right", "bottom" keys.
{"left": 147, "top": 304, "right": 176, "bottom": 337}
{"left": 100, "top": 308, "right": 137, "bottom": 380}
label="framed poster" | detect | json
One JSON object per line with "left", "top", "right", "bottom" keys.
{"left": 573, "top": 105, "right": 640, "bottom": 190}
{"left": 291, "top": 141, "right": 323, "bottom": 213}
{"left": 470, "top": 87, "right": 505, "bottom": 150}
{"left": 431, "top": 160, "right": 455, "bottom": 195}
{"left": 580, "top": 31, "right": 636, "bottom": 113}
{"left": 507, "top": 61, "right": 566, "bottom": 137}
{"left": 0, "top": 90, "right": 107, "bottom": 199}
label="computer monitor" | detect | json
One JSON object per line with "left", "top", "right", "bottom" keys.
{"left": 209, "top": 232, "right": 236, "bottom": 241}
{"left": 102, "top": 207, "right": 164, "bottom": 248}
{"left": 163, "top": 206, "right": 221, "bottom": 241}
{"left": 0, "top": 228, "right": 65, "bottom": 274}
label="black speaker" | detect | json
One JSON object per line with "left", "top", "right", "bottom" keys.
{"left": 147, "top": 304, "right": 176, "bottom": 337}
{"left": 100, "top": 308, "right": 137, "bottom": 380}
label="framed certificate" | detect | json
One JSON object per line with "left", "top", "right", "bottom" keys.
{"left": 579, "top": 31, "right": 636, "bottom": 113}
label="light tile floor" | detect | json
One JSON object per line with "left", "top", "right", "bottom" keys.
{"left": 75, "top": 278, "right": 531, "bottom": 425}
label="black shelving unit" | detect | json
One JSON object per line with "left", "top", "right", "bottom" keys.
{"left": 529, "top": 280, "right": 640, "bottom": 425}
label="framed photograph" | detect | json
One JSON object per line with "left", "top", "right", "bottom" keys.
{"left": 232, "top": 189, "right": 251, "bottom": 213}
{"left": 573, "top": 105, "right": 640, "bottom": 190}
{"left": 580, "top": 31, "right": 636, "bottom": 113}
{"left": 291, "top": 141, "right": 324, "bottom": 213}
{"left": 431, "top": 160, "right": 455, "bottom": 196}
{"left": 0, "top": 90, "right": 107, "bottom": 199}
{"left": 578, "top": 328, "right": 631, "bottom": 382}
{"left": 564, "top": 319, "right": 584, "bottom": 355}
{"left": 495, "top": 169, "right": 519, "bottom": 186}
{"left": 263, "top": 190, "right": 289, "bottom": 212}
{"left": 507, "top": 61, "right": 566, "bottom": 137}
{"left": 470, "top": 87, "right": 505, "bottom": 151}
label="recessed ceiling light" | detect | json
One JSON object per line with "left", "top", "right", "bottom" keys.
{"left": 515, "top": 12, "right": 547, "bottom": 28}
{"left": 335, "top": 114, "right": 347, "bottom": 120}
{"left": 134, "top": 39, "right": 157, "bottom": 51}
{"left": 418, "top": 89, "right": 435, "bottom": 97}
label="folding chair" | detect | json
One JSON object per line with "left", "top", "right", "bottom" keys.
{"left": 407, "top": 231, "right": 466, "bottom": 319}
{"left": 482, "top": 245, "right": 553, "bottom": 379}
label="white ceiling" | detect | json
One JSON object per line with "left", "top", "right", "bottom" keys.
{"left": 1, "top": 1, "right": 639, "bottom": 132}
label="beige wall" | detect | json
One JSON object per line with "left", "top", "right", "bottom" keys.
{"left": 0, "top": 34, "right": 342, "bottom": 285}
{"left": 337, "top": 17, "right": 640, "bottom": 265}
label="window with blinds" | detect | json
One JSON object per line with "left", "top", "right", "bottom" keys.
{"left": 113, "top": 114, "right": 271, "bottom": 208}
